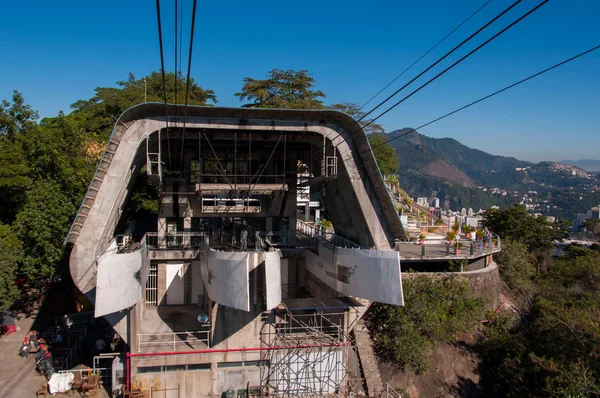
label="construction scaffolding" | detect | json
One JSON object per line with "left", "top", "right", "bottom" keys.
{"left": 259, "top": 305, "right": 364, "bottom": 397}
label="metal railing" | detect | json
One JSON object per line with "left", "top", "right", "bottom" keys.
{"left": 137, "top": 329, "right": 211, "bottom": 352}
{"left": 398, "top": 234, "right": 501, "bottom": 259}
{"left": 195, "top": 173, "right": 286, "bottom": 185}
{"left": 386, "top": 383, "right": 403, "bottom": 398}
{"left": 145, "top": 232, "right": 205, "bottom": 250}
{"left": 55, "top": 311, "right": 95, "bottom": 328}
{"left": 296, "top": 219, "right": 362, "bottom": 249}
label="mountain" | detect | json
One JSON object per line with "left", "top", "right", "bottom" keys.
{"left": 561, "top": 159, "right": 600, "bottom": 172}
{"left": 385, "top": 129, "right": 600, "bottom": 218}
{"left": 387, "top": 128, "right": 532, "bottom": 187}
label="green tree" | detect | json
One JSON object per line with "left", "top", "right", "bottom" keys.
{"left": 0, "top": 91, "right": 38, "bottom": 222}
{"left": 0, "top": 223, "right": 21, "bottom": 310}
{"left": 483, "top": 204, "right": 570, "bottom": 254}
{"left": 235, "top": 69, "right": 325, "bottom": 109}
{"left": 0, "top": 90, "right": 39, "bottom": 139}
{"left": 22, "top": 113, "right": 96, "bottom": 202}
{"left": 478, "top": 248, "right": 600, "bottom": 397}
{"left": 584, "top": 218, "right": 600, "bottom": 241}
{"left": 14, "top": 180, "right": 76, "bottom": 281}
{"left": 71, "top": 71, "right": 217, "bottom": 137}
{"left": 328, "top": 102, "right": 385, "bottom": 135}
{"left": 0, "top": 139, "right": 31, "bottom": 222}
{"left": 370, "top": 276, "right": 484, "bottom": 373}
{"left": 368, "top": 133, "right": 399, "bottom": 175}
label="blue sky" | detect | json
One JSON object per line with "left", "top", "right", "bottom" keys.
{"left": 1, "top": 0, "right": 598, "bottom": 162}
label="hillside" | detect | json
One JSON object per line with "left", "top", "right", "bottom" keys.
{"left": 388, "top": 128, "right": 532, "bottom": 187}
{"left": 386, "top": 128, "right": 600, "bottom": 218}
{"left": 562, "top": 159, "right": 600, "bottom": 172}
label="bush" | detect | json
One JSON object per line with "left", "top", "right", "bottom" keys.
{"left": 369, "top": 276, "right": 484, "bottom": 374}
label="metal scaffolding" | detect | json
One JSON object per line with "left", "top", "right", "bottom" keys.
{"left": 259, "top": 307, "right": 363, "bottom": 397}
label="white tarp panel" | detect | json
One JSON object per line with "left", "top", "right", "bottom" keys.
{"left": 202, "top": 250, "right": 250, "bottom": 311}
{"left": 95, "top": 250, "right": 143, "bottom": 317}
{"left": 166, "top": 263, "right": 185, "bottom": 305}
{"left": 191, "top": 260, "right": 204, "bottom": 305}
{"left": 335, "top": 248, "right": 403, "bottom": 305}
{"left": 264, "top": 251, "right": 282, "bottom": 310}
{"left": 304, "top": 247, "right": 403, "bottom": 306}
{"left": 281, "top": 259, "right": 289, "bottom": 299}
{"left": 48, "top": 372, "right": 75, "bottom": 394}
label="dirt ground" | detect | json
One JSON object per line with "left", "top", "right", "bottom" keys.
{"left": 378, "top": 333, "right": 483, "bottom": 398}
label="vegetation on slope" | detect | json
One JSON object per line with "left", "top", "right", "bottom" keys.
{"left": 372, "top": 205, "right": 600, "bottom": 397}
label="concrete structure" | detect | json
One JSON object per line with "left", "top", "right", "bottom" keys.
{"left": 66, "top": 104, "right": 408, "bottom": 397}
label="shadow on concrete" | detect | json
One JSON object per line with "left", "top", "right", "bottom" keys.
{"left": 211, "top": 263, "right": 265, "bottom": 346}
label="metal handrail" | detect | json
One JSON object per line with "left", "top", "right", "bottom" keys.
{"left": 137, "top": 329, "right": 211, "bottom": 352}
{"left": 386, "top": 383, "right": 402, "bottom": 398}
{"left": 296, "top": 219, "right": 361, "bottom": 249}
{"left": 145, "top": 232, "right": 205, "bottom": 250}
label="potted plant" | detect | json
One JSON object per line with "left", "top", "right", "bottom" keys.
{"left": 476, "top": 229, "right": 484, "bottom": 240}
{"left": 463, "top": 225, "right": 472, "bottom": 239}
{"left": 418, "top": 233, "right": 425, "bottom": 245}
{"left": 456, "top": 241, "right": 464, "bottom": 255}
{"left": 452, "top": 221, "right": 460, "bottom": 234}
{"left": 447, "top": 230, "right": 457, "bottom": 246}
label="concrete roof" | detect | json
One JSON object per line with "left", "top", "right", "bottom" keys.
{"left": 66, "top": 103, "right": 408, "bottom": 298}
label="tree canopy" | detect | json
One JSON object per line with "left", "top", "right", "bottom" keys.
{"left": 370, "top": 276, "right": 483, "bottom": 374}
{"left": 328, "top": 102, "right": 385, "bottom": 135}
{"left": 235, "top": 69, "right": 325, "bottom": 109}
{"left": 368, "top": 133, "right": 399, "bottom": 176}
{"left": 71, "top": 71, "right": 217, "bottom": 138}
{"left": 483, "top": 204, "right": 570, "bottom": 252}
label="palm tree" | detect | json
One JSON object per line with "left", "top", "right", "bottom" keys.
{"left": 384, "top": 174, "right": 400, "bottom": 196}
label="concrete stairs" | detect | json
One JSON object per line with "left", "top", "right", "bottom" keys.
{"left": 354, "top": 319, "right": 385, "bottom": 397}
{"left": 65, "top": 134, "right": 123, "bottom": 244}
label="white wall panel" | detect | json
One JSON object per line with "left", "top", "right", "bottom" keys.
{"left": 166, "top": 263, "right": 185, "bottom": 305}
{"left": 95, "top": 250, "right": 143, "bottom": 317}
{"left": 202, "top": 250, "right": 250, "bottom": 311}
{"left": 265, "top": 252, "right": 282, "bottom": 310}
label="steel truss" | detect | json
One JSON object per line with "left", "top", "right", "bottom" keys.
{"left": 259, "top": 309, "right": 362, "bottom": 397}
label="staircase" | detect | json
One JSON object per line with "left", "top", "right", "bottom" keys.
{"left": 354, "top": 319, "right": 385, "bottom": 397}
{"left": 65, "top": 134, "right": 123, "bottom": 244}
{"left": 404, "top": 215, "right": 420, "bottom": 239}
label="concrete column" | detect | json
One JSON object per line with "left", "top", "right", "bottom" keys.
{"left": 315, "top": 208, "right": 320, "bottom": 223}
{"left": 158, "top": 218, "right": 166, "bottom": 239}
{"left": 288, "top": 216, "right": 296, "bottom": 245}
{"left": 265, "top": 217, "right": 273, "bottom": 233}
{"left": 157, "top": 263, "right": 167, "bottom": 305}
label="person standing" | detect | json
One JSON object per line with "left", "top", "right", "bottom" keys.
{"left": 240, "top": 227, "right": 248, "bottom": 250}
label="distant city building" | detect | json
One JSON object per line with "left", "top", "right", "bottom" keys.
{"left": 468, "top": 208, "right": 474, "bottom": 217}
{"left": 417, "top": 197, "right": 429, "bottom": 207}
{"left": 433, "top": 197, "right": 440, "bottom": 208}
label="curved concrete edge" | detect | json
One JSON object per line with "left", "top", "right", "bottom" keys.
{"left": 68, "top": 105, "right": 407, "bottom": 302}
